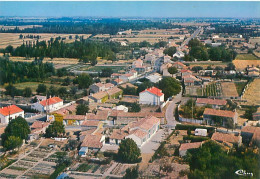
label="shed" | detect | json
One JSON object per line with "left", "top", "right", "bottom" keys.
{"left": 79, "top": 147, "right": 88, "bottom": 157}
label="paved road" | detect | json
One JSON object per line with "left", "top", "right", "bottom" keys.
{"left": 140, "top": 129, "right": 168, "bottom": 154}
{"left": 179, "top": 27, "right": 203, "bottom": 50}
{"left": 165, "top": 90, "right": 182, "bottom": 128}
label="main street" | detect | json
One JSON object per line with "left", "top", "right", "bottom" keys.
{"left": 165, "top": 90, "right": 182, "bottom": 128}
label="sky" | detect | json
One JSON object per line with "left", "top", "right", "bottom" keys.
{"left": 0, "top": 1, "right": 259, "bottom": 18}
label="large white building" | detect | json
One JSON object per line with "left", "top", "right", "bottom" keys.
{"left": 0, "top": 105, "right": 24, "bottom": 124}
{"left": 139, "top": 87, "right": 164, "bottom": 105}
{"left": 31, "top": 97, "right": 63, "bottom": 112}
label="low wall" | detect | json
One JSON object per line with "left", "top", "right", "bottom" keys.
{"left": 179, "top": 116, "right": 204, "bottom": 124}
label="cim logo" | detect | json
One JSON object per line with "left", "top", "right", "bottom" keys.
{"left": 235, "top": 170, "right": 253, "bottom": 177}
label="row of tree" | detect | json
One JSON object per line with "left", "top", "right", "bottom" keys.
{"left": 0, "top": 57, "right": 55, "bottom": 85}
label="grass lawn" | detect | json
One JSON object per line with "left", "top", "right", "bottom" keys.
{"left": 234, "top": 82, "right": 247, "bottom": 96}
{"left": 87, "top": 65, "right": 129, "bottom": 72}
{"left": 235, "top": 54, "right": 260, "bottom": 60}
{"left": 11, "top": 82, "right": 67, "bottom": 92}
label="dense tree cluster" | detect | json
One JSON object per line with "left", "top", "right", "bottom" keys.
{"left": 45, "top": 121, "right": 65, "bottom": 138}
{"left": 0, "top": 19, "right": 182, "bottom": 35}
{"left": 118, "top": 138, "right": 141, "bottom": 163}
{"left": 184, "top": 39, "right": 237, "bottom": 62}
{"left": 0, "top": 57, "right": 55, "bottom": 85}
{"left": 187, "top": 140, "right": 259, "bottom": 178}
{"left": 11, "top": 39, "right": 118, "bottom": 61}
{"left": 158, "top": 77, "right": 181, "bottom": 100}
{"left": 1, "top": 117, "right": 30, "bottom": 151}
{"left": 76, "top": 104, "right": 89, "bottom": 115}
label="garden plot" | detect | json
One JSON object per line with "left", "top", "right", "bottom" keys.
{"left": 199, "top": 82, "right": 222, "bottom": 97}
{"left": 110, "top": 163, "right": 136, "bottom": 176}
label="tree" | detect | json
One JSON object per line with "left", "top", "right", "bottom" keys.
{"left": 58, "top": 87, "right": 67, "bottom": 98}
{"left": 158, "top": 77, "right": 181, "bottom": 100}
{"left": 62, "top": 77, "right": 71, "bottom": 86}
{"left": 5, "top": 85, "right": 20, "bottom": 97}
{"left": 129, "top": 103, "right": 141, "bottom": 112}
{"left": 3, "top": 136, "right": 23, "bottom": 151}
{"left": 45, "top": 121, "right": 65, "bottom": 138}
{"left": 48, "top": 85, "right": 58, "bottom": 97}
{"left": 191, "top": 66, "right": 203, "bottom": 73}
{"left": 118, "top": 138, "right": 141, "bottom": 163}
{"left": 101, "top": 68, "right": 113, "bottom": 77}
{"left": 76, "top": 104, "right": 89, "bottom": 115}
{"left": 123, "top": 87, "right": 137, "bottom": 95}
{"left": 5, "top": 45, "right": 14, "bottom": 54}
{"left": 163, "top": 47, "right": 176, "bottom": 57}
{"left": 23, "top": 87, "right": 32, "bottom": 97}
{"left": 244, "top": 106, "right": 258, "bottom": 120}
{"left": 2, "top": 116, "right": 30, "bottom": 148}
{"left": 123, "top": 166, "right": 139, "bottom": 179}
{"left": 36, "top": 84, "right": 47, "bottom": 94}
{"left": 77, "top": 73, "right": 93, "bottom": 89}
{"left": 168, "top": 66, "right": 178, "bottom": 76}
{"left": 225, "top": 63, "right": 235, "bottom": 71}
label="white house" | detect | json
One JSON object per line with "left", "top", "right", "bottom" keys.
{"left": 173, "top": 51, "right": 185, "bottom": 58}
{"left": 0, "top": 105, "right": 24, "bottom": 124}
{"left": 125, "top": 115, "right": 161, "bottom": 147}
{"left": 31, "top": 97, "right": 63, "bottom": 112}
{"left": 139, "top": 87, "right": 164, "bottom": 105}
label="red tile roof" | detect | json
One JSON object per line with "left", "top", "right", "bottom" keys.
{"left": 141, "top": 87, "right": 164, "bottom": 97}
{"left": 0, "top": 105, "right": 24, "bottom": 116}
{"left": 81, "top": 120, "right": 101, "bottom": 127}
{"left": 31, "top": 121, "right": 49, "bottom": 129}
{"left": 179, "top": 142, "right": 202, "bottom": 151}
{"left": 241, "top": 126, "right": 260, "bottom": 134}
{"left": 130, "top": 129, "right": 147, "bottom": 138}
{"left": 211, "top": 132, "right": 240, "bottom": 144}
{"left": 39, "top": 97, "right": 63, "bottom": 106}
{"left": 196, "top": 98, "right": 227, "bottom": 106}
{"left": 81, "top": 134, "right": 103, "bottom": 149}
{"left": 110, "top": 129, "right": 129, "bottom": 140}
{"left": 64, "top": 115, "right": 86, "bottom": 120}
{"left": 203, "top": 108, "right": 236, "bottom": 118}
{"left": 132, "top": 115, "right": 160, "bottom": 131}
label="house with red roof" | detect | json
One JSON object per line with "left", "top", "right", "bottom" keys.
{"left": 0, "top": 105, "right": 24, "bottom": 124}
{"left": 125, "top": 115, "right": 161, "bottom": 147}
{"left": 203, "top": 108, "right": 238, "bottom": 127}
{"left": 139, "top": 87, "right": 164, "bottom": 105}
{"left": 31, "top": 97, "right": 63, "bottom": 112}
{"left": 179, "top": 142, "right": 202, "bottom": 157}
{"left": 107, "top": 115, "right": 161, "bottom": 147}
{"left": 196, "top": 98, "right": 227, "bottom": 109}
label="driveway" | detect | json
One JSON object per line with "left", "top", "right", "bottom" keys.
{"left": 141, "top": 129, "right": 169, "bottom": 154}
{"left": 165, "top": 90, "right": 182, "bottom": 128}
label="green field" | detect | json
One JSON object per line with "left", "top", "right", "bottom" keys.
{"left": 235, "top": 54, "right": 260, "bottom": 60}
{"left": 11, "top": 82, "right": 67, "bottom": 92}
{"left": 234, "top": 82, "right": 247, "bottom": 96}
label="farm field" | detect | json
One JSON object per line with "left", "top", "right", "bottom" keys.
{"left": 0, "top": 33, "right": 91, "bottom": 48}
{"left": 242, "top": 78, "right": 260, "bottom": 106}
{"left": 235, "top": 54, "right": 260, "bottom": 61}
{"left": 185, "top": 61, "right": 228, "bottom": 69}
{"left": 198, "top": 82, "right": 222, "bottom": 97}
{"left": 221, "top": 82, "right": 239, "bottom": 98}
{"left": 233, "top": 59, "right": 260, "bottom": 70}
{"left": 8, "top": 56, "right": 79, "bottom": 66}
{"left": 0, "top": 25, "right": 43, "bottom": 30}
{"left": 2, "top": 82, "right": 69, "bottom": 93}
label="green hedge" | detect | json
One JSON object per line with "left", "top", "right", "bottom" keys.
{"left": 183, "top": 135, "right": 209, "bottom": 142}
